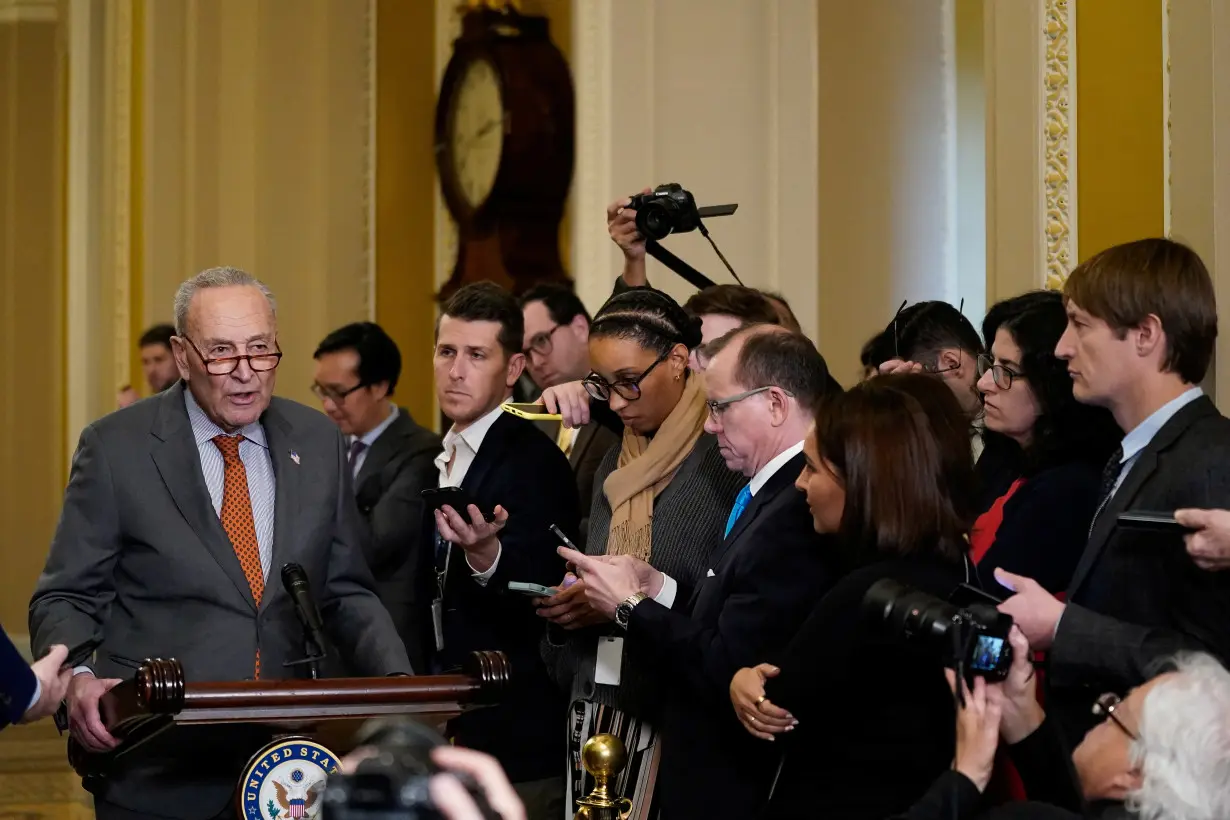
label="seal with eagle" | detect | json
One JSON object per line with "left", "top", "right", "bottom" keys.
{"left": 272, "top": 770, "right": 325, "bottom": 819}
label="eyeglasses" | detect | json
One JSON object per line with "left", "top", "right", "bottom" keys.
{"left": 183, "top": 336, "right": 282, "bottom": 376}
{"left": 1092, "top": 692, "right": 1138, "bottom": 740}
{"left": 311, "top": 382, "right": 366, "bottom": 404}
{"left": 706, "top": 386, "right": 791, "bottom": 420}
{"left": 524, "top": 324, "right": 565, "bottom": 358}
{"left": 583, "top": 351, "right": 670, "bottom": 402}
{"left": 976, "top": 355, "right": 1024, "bottom": 390}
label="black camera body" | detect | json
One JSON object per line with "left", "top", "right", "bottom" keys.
{"left": 627, "top": 183, "right": 702, "bottom": 241}
{"left": 322, "top": 721, "right": 496, "bottom": 820}
{"left": 863, "top": 579, "right": 1014, "bottom": 682}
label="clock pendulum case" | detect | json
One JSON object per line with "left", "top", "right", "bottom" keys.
{"left": 434, "top": 3, "right": 575, "bottom": 301}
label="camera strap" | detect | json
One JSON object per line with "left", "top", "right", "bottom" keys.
{"left": 645, "top": 240, "right": 717, "bottom": 290}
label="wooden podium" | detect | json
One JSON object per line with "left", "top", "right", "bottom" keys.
{"left": 70, "top": 651, "right": 511, "bottom": 780}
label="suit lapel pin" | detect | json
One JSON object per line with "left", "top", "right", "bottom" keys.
{"left": 289, "top": 450, "right": 300, "bottom": 465}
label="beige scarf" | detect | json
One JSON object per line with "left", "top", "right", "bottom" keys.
{"left": 602, "top": 374, "right": 708, "bottom": 562}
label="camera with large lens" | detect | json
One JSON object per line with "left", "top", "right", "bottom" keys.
{"left": 322, "top": 720, "right": 497, "bottom": 820}
{"left": 862, "top": 579, "right": 1014, "bottom": 682}
{"left": 627, "top": 183, "right": 702, "bottom": 241}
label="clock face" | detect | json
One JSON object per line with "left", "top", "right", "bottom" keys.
{"left": 447, "top": 58, "right": 505, "bottom": 209}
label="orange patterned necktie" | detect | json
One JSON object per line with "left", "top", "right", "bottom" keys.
{"left": 213, "top": 434, "right": 264, "bottom": 678}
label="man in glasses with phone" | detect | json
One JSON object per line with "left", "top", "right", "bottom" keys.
{"left": 519, "top": 284, "right": 620, "bottom": 547}
{"left": 430, "top": 282, "right": 579, "bottom": 818}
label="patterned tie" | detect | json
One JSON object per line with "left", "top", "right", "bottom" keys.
{"left": 213, "top": 434, "right": 265, "bottom": 678}
{"left": 724, "top": 484, "right": 753, "bottom": 538}
{"left": 1088, "top": 444, "right": 1125, "bottom": 537}
{"left": 348, "top": 439, "right": 367, "bottom": 467}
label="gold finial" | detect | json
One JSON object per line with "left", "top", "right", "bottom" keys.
{"left": 573, "top": 734, "right": 632, "bottom": 820}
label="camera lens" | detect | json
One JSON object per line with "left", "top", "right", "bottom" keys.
{"left": 864, "top": 579, "right": 956, "bottom": 643}
{"left": 636, "top": 201, "right": 679, "bottom": 241}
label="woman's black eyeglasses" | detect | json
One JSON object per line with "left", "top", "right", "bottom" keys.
{"left": 1092, "top": 692, "right": 1138, "bottom": 740}
{"left": 583, "top": 351, "right": 670, "bottom": 402}
{"left": 976, "top": 355, "right": 1024, "bottom": 390}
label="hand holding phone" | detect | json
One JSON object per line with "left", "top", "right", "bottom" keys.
{"left": 1117, "top": 510, "right": 1195, "bottom": 535}
{"left": 501, "top": 402, "right": 563, "bottom": 421}
{"left": 421, "top": 487, "right": 495, "bottom": 523}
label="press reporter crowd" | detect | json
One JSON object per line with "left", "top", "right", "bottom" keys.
{"left": 8, "top": 189, "right": 1230, "bottom": 820}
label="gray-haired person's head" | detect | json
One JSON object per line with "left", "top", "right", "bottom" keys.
{"left": 171, "top": 266, "right": 280, "bottom": 433}
{"left": 173, "top": 266, "right": 276, "bottom": 337}
{"left": 1129, "top": 653, "right": 1230, "bottom": 820}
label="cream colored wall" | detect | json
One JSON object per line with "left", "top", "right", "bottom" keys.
{"left": 569, "top": 0, "right": 819, "bottom": 340}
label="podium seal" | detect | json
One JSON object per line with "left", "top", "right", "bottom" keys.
{"left": 237, "top": 737, "right": 340, "bottom": 820}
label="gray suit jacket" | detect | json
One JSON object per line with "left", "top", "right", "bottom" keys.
{"left": 353, "top": 407, "right": 442, "bottom": 672}
{"left": 29, "top": 383, "right": 411, "bottom": 818}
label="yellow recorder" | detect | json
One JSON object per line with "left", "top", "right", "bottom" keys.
{"left": 500, "top": 402, "right": 563, "bottom": 421}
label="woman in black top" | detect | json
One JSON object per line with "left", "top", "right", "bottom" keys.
{"left": 971, "top": 291, "right": 1121, "bottom": 599}
{"left": 729, "top": 373, "right": 980, "bottom": 819}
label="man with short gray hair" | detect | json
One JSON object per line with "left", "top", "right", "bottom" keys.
{"left": 30, "top": 266, "right": 412, "bottom": 820}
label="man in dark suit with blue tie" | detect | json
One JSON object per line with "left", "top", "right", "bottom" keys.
{"left": 0, "top": 628, "right": 70, "bottom": 730}
{"left": 561, "top": 324, "right": 836, "bottom": 819}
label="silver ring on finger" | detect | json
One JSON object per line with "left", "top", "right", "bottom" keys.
{"left": 750, "top": 715, "right": 758, "bottom": 723}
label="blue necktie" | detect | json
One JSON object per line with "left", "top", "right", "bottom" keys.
{"left": 724, "top": 485, "right": 753, "bottom": 537}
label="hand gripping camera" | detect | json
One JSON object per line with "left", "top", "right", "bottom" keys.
{"left": 862, "top": 579, "right": 1015, "bottom": 683}
{"left": 624, "top": 183, "right": 741, "bottom": 289}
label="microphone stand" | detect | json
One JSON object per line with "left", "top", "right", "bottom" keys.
{"left": 284, "top": 632, "right": 326, "bottom": 680}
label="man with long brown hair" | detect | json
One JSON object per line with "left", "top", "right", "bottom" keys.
{"left": 996, "top": 238, "right": 1230, "bottom": 747}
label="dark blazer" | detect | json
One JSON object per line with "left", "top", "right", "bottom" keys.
{"left": 973, "top": 455, "right": 1104, "bottom": 598}
{"left": 29, "top": 383, "right": 412, "bottom": 819}
{"left": 627, "top": 453, "right": 835, "bottom": 819}
{"left": 353, "top": 407, "right": 442, "bottom": 671}
{"left": 428, "top": 410, "right": 580, "bottom": 783}
{"left": 534, "top": 418, "right": 621, "bottom": 547}
{"left": 1049, "top": 396, "right": 1230, "bottom": 745}
{"left": 763, "top": 555, "right": 967, "bottom": 819}
{"left": 0, "top": 626, "right": 35, "bottom": 730}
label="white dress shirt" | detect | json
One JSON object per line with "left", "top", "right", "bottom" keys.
{"left": 434, "top": 405, "right": 507, "bottom": 584}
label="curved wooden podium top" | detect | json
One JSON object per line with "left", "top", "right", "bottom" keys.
{"left": 72, "top": 650, "right": 510, "bottom": 778}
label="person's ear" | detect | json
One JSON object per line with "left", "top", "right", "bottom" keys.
{"left": 669, "top": 343, "right": 690, "bottom": 378}
{"left": 767, "top": 387, "right": 791, "bottom": 427}
{"left": 1107, "top": 767, "right": 1143, "bottom": 801}
{"left": 938, "top": 348, "right": 962, "bottom": 371}
{"left": 505, "top": 352, "right": 526, "bottom": 388}
{"left": 571, "top": 314, "right": 590, "bottom": 341}
{"left": 171, "top": 336, "right": 192, "bottom": 381}
{"left": 1134, "top": 314, "right": 1165, "bottom": 359}
{"left": 370, "top": 380, "right": 391, "bottom": 402}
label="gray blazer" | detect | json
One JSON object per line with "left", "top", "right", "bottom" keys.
{"left": 542, "top": 434, "right": 742, "bottom": 723}
{"left": 29, "top": 383, "right": 411, "bottom": 818}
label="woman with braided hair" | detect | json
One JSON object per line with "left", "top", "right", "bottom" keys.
{"left": 537, "top": 287, "right": 742, "bottom": 818}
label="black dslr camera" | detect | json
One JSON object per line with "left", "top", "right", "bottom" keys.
{"left": 322, "top": 720, "right": 497, "bottom": 820}
{"left": 627, "top": 183, "right": 704, "bottom": 241}
{"left": 863, "top": 579, "right": 1014, "bottom": 682}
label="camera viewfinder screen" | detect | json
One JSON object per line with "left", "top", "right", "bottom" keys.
{"left": 971, "top": 635, "right": 1005, "bottom": 670}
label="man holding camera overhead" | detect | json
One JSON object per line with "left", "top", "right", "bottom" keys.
{"left": 429, "top": 282, "right": 579, "bottom": 818}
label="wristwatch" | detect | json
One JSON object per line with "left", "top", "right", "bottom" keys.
{"left": 615, "top": 592, "right": 649, "bottom": 630}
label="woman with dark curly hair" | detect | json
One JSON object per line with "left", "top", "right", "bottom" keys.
{"left": 972, "top": 290, "right": 1122, "bottom": 599}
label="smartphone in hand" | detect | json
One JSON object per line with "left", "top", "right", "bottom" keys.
{"left": 508, "top": 581, "right": 557, "bottom": 597}
{"left": 421, "top": 487, "right": 495, "bottom": 522}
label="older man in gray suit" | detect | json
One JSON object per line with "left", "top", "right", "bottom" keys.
{"left": 30, "top": 267, "right": 412, "bottom": 820}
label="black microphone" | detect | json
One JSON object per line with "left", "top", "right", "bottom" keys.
{"left": 281, "top": 562, "right": 327, "bottom": 658}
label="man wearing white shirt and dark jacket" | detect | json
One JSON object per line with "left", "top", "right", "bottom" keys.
{"left": 560, "top": 325, "right": 837, "bottom": 819}
{"left": 997, "top": 238, "right": 1230, "bottom": 749}
{"left": 428, "top": 282, "right": 579, "bottom": 819}
{"left": 313, "top": 323, "right": 441, "bottom": 671}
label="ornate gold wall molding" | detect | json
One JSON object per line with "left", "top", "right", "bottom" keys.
{"left": 1043, "top": 0, "right": 1077, "bottom": 290}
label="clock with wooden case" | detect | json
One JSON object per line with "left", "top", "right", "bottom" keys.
{"left": 434, "top": 3, "right": 575, "bottom": 299}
